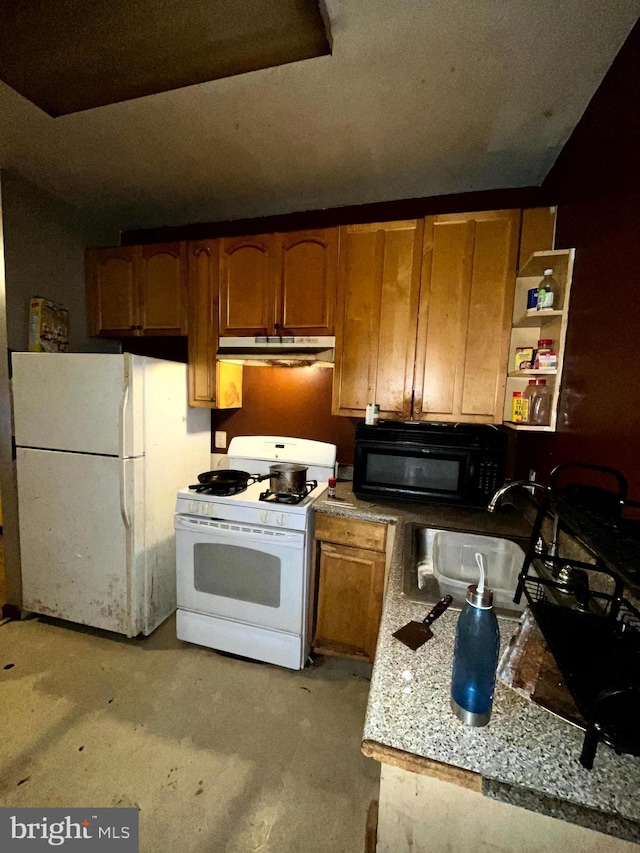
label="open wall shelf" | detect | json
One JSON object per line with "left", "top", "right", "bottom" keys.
{"left": 503, "top": 249, "right": 575, "bottom": 431}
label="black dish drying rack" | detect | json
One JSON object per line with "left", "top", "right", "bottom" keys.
{"left": 513, "top": 463, "right": 640, "bottom": 770}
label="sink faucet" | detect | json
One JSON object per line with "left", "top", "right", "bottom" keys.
{"left": 487, "top": 480, "right": 559, "bottom": 571}
{"left": 486, "top": 479, "right": 548, "bottom": 513}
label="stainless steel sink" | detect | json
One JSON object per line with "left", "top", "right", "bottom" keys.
{"left": 402, "top": 523, "right": 530, "bottom": 617}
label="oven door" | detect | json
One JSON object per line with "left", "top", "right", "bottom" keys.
{"left": 175, "top": 514, "right": 306, "bottom": 634}
{"left": 353, "top": 440, "right": 471, "bottom": 504}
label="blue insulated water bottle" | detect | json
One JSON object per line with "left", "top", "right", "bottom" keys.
{"left": 451, "top": 554, "right": 500, "bottom": 727}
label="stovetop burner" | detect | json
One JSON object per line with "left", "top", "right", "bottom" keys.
{"left": 188, "top": 482, "right": 248, "bottom": 496}
{"left": 259, "top": 480, "right": 318, "bottom": 505}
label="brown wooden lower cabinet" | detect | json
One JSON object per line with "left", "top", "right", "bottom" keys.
{"left": 312, "top": 514, "right": 387, "bottom": 663}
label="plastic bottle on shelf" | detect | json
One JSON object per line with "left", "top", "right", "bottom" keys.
{"left": 536, "top": 269, "right": 558, "bottom": 311}
{"left": 530, "top": 379, "right": 552, "bottom": 425}
{"left": 511, "top": 391, "right": 526, "bottom": 423}
{"left": 522, "top": 379, "right": 538, "bottom": 424}
{"left": 534, "top": 339, "right": 557, "bottom": 370}
{"left": 365, "top": 403, "right": 380, "bottom": 425}
{"left": 451, "top": 554, "right": 500, "bottom": 727}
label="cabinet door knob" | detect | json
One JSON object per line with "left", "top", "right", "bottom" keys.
{"left": 414, "top": 405, "right": 420, "bottom": 413}
{"left": 130, "top": 324, "right": 136, "bottom": 330}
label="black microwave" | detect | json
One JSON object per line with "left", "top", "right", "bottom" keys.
{"left": 353, "top": 421, "right": 507, "bottom": 507}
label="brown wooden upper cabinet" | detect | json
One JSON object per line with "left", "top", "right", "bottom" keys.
{"left": 332, "top": 220, "right": 424, "bottom": 419}
{"left": 186, "top": 239, "right": 244, "bottom": 409}
{"left": 332, "top": 211, "right": 520, "bottom": 424}
{"left": 517, "top": 206, "right": 556, "bottom": 272}
{"left": 219, "top": 229, "right": 338, "bottom": 337}
{"left": 187, "top": 239, "right": 219, "bottom": 406}
{"left": 219, "top": 233, "right": 274, "bottom": 336}
{"left": 413, "top": 209, "right": 520, "bottom": 423}
{"left": 86, "top": 242, "right": 187, "bottom": 337}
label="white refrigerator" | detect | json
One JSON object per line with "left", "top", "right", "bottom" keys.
{"left": 12, "top": 353, "right": 211, "bottom": 637}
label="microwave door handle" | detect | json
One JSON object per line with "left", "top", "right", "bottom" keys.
{"left": 466, "top": 460, "right": 475, "bottom": 491}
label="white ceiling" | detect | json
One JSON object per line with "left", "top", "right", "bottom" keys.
{"left": 0, "top": 0, "right": 638, "bottom": 232}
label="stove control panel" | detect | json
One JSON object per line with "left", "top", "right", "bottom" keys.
{"left": 175, "top": 496, "right": 309, "bottom": 531}
{"left": 258, "top": 511, "right": 295, "bottom": 527}
{"left": 185, "top": 500, "right": 225, "bottom": 517}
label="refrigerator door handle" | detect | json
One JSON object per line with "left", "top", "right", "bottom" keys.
{"left": 120, "top": 379, "right": 130, "bottom": 458}
{"left": 119, "top": 380, "right": 132, "bottom": 529}
{"left": 120, "top": 461, "right": 132, "bottom": 530}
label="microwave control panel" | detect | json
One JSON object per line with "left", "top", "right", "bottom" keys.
{"left": 476, "top": 459, "right": 502, "bottom": 496}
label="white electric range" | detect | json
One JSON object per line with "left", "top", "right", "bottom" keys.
{"left": 174, "top": 436, "right": 337, "bottom": 669}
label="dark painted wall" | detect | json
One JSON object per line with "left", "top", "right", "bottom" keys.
{"left": 121, "top": 186, "right": 546, "bottom": 245}
{"left": 211, "top": 367, "right": 358, "bottom": 464}
{"left": 514, "top": 195, "right": 640, "bottom": 497}
{"left": 512, "top": 21, "right": 640, "bottom": 499}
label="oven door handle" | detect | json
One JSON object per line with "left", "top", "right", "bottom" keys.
{"left": 174, "top": 513, "right": 304, "bottom": 546}
{"left": 175, "top": 513, "right": 216, "bottom": 529}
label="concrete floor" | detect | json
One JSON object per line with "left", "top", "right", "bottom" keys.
{"left": 0, "top": 614, "right": 379, "bottom": 852}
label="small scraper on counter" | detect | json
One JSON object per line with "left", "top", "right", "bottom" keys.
{"left": 392, "top": 595, "right": 453, "bottom": 650}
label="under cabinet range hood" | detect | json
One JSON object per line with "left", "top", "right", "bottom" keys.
{"left": 217, "top": 336, "right": 335, "bottom": 367}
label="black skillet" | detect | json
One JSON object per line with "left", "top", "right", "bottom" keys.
{"left": 188, "top": 469, "right": 269, "bottom": 494}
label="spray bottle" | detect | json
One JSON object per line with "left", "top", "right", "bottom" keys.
{"left": 450, "top": 553, "right": 500, "bottom": 726}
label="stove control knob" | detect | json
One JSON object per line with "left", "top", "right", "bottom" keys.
{"left": 277, "top": 513, "right": 289, "bottom": 526}
{"left": 260, "top": 511, "right": 270, "bottom": 524}
{"left": 189, "top": 501, "right": 200, "bottom": 514}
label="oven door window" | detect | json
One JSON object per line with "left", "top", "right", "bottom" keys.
{"left": 194, "top": 543, "right": 280, "bottom": 608}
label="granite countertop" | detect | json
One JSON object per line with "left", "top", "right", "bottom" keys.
{"left": 314, "top": 482, "right": 532, "bottom": 537}
{"left": 314, "top": 483, "right": 640, "bottom": 844}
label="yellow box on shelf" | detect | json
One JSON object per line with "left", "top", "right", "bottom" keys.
{"left": 28, "top": 297, "right": 69, "bottom": 352}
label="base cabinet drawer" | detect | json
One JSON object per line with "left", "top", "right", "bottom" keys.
{"left": 313, "top": 514, "right": 387, "bottom": 551}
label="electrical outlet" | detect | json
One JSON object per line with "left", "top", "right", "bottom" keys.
{"left": 214, "top": 431, "right": 227, "bottom": 449}
{"left": 528, "top": 469, "right": 537, "bottom": 482}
